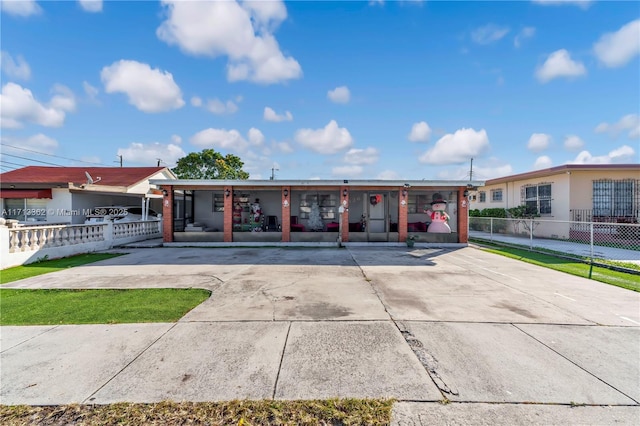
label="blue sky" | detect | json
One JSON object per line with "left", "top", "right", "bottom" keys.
{"left": 1, "top": 0, "right": 638, "bottom": 180}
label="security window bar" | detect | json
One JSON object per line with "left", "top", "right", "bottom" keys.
{"left": 593, "top": 179, "right": 637, "bottom": 218}
{"left": 491, "top": 189, "right": 503, "bottom": 202}
{"left": 478, "top": 192, "right": 486, "bottom": 203}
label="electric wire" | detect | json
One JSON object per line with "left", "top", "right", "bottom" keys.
{"left": 0, "top": 143, "right": 109, "bottom": 166}
{"left": 1, "top": 159, "right": 31, "bottom": 168}
{"left": 1, "top": 153, "right": 65, "bottom": 167}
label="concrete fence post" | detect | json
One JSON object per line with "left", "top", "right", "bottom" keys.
{"left": 0, "top": 221, "right": 9, "bottom": 269}
{"left": 105, "top": 221, "right": 114, "bottom": 248}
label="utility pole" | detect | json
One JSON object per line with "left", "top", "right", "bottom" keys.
{"left": 270, "top": 166, "right": 279, "bottom": 180}
{"left": 469, "top": 158, "right": 473, "bottom": 181}
{"left": 115, "top": 155, "right": 123, "bottom": 167}
{"left": 157, "top": 158, "right": 162, "bottom": 167}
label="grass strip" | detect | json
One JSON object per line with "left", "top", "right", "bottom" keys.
{"left": 0, "top": 288, "right": 211, "bottom": 325}
{"left": 0, "top": 399, "right": 394, "bottom": 426}
{"left": 475, "top": 244, "right": 640, "bottom": 292}
{"left": 0, "top": 253, "right": 124, "bottom": 285}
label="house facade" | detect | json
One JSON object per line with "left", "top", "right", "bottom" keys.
{"left": 1, "top": 166, "right": 176, "bottom": 225}
{"left": 152, "top": 179, "right": 484, "bottom": 245}
{"left": 468, "top": 164, "right": 640, "bottom": 239}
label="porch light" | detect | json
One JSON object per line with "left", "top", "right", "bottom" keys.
{"left": 402, "top": 189, "right": 408, "bottom": 197}
{"left": 162, "top": 189, "right": 168, "bottom": 196}
{"left": 225, "top": 189, "right": 231, "bottom": 198}
{"left": 464, "top": 190, "right": 470, "bottom": 197}
{"left": 283, "top": 189, "right": 289, "bottom": 197}
{"left": 343, "top": 189, "right": 348, "bottom": 198}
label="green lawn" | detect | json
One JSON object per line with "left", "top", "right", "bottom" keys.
{"left": 475, "top": 243, "right": 640, "bottom": 292}
{"left": 0, "top": 253, "right": 124, "bottom": 284}
{"left": 0, "top": 288, "right": 211, "bottom": 325}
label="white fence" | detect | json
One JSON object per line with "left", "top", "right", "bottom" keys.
{"left": 469, "top": 217, "right": 640, "bottom": 265}
{"left": 0, "top": 220, "right": 162, "bottom": 269}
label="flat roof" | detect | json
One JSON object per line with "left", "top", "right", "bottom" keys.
{"left": 149, "top": 179, "right": 485, "bottom": 188}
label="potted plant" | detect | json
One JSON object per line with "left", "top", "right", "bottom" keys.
{"left": 406, "top": 235, "right": 415, "bottom": 248}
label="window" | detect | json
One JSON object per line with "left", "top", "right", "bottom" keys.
{"left": 299, "top": 193, "right": 337, "bottom": 219}
{"left": 478, "top": 192, "right": 486, "bottom": 203}
{"left": 491, "top": 189, "right": 503, "bottom": 202}
{"left": 521, "top": 183, "right": 552, "bottom": 215}
{"left": 593, "top": 179, "right": 638, "bottom": 218}
{"left": 407, "top": 194, "right": 430, "bottom": 213}
{"left": 2, "top": 199, "right": 47, "bottom": 222}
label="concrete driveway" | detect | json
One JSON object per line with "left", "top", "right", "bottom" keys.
{"left": 1, "top": 246, "right": 639, "bottom": 425}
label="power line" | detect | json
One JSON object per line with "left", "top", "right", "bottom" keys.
{"left": 0, "top": 143, "right": 110, "bottom": 166}
{"left": 1, "top": 159, "right": 30, "bottom": 168}
{"left": 2, "top": 153, "right": 66, "bottom": 167}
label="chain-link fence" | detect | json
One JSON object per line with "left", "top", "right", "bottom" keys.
{"left": 469, "top": 217, "right": 640, "bottom": 265}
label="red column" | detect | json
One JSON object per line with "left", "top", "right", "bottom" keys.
{"left": 162, "top": 185, "right": 173, "bottom": 242}
{"left": 282, "top": 186, "right": 291, "bottom": 242}
{"left": 223, "top": 186, "right": 233, "bottom": 242}
{"left": 458, "top": 187, "right": 469, "bottom": 243}
{"left": 340, "top": 186, "right": 349, "bottom": 242}
{"left": 398, "top": 188, "right": 408, "bottom": 242}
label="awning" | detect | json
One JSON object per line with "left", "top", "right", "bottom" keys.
{"left": 0, "top": 189, "right": 53, "bottom": 199}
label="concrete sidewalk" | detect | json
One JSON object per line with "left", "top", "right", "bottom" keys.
{"left": 1, "top": 247, "right": 639, "bottom": 424}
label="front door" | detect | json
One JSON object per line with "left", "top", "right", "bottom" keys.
{"left": 367, "top": 192, "right": 387, "bottom": 241}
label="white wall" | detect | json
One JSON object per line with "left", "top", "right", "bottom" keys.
{"left": 193, "top": 190, "right": 224, "bottom": 231}
{"left": 45, "top": 188, "right": 73, "bottom": 224}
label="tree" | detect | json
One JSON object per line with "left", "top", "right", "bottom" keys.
{"left": 172, "top": 149, "right": 249, "bottom": 179}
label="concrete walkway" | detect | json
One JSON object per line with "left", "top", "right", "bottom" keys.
{"left": 1, "top": 247, "right": 639, "bottom": 425}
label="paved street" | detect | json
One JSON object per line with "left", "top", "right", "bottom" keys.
{"left": 1, "top": 246, "right": 639, "bottom": 425}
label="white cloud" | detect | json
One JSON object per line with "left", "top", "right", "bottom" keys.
{"left": 275, "top": 141, "right": 294, "bottom": 153}
{"left": 264, "top": 106, "right": 292, "bottom": 122}
{"left": 468, "top": 163, "right": 513, "bottom": 180}
{"left": 1, "top": 133, "right": 58, "bottom": 154}
{"left": 101, "top": 60, "right": 184, "bottom": 113}
{"left": 535, "top": 49, "right": 586, "bottom": 83}
{"left": 564, "top": 135, "right": 584, "bottom": 151}
{"left": 171, "top": 134, "right": 182, "bottom": 144}
{"left": 83, "top": 81, "right": 99, "bottom": 102}
{"left": 0, "top": 82, "right": 75, "bottom": 128}
{"left": 190, "top": 127, "right": 265, "bottom": 153}
{"left": 117, "top": 141, "right": 186, "bottom": 167}
{"left": 533, "top": 156, "right": 553, "bottom": 169}
{"left": 190, "top": 96, "right": 202, "bottom": 107}
{"left": 593, "top": 19, "right": 640, "bottom": 68}
{"left": 471, "top": 24, "right": 510, "bottom": 45}
{"left": 419, "top": 128, "right": 490, "bottom": 164}
{"left": 295, "top": 120, "right": 353, "bottom": 154}
{"left": 78, "top": 0, "right": 102, "bottom": 13}
{"left": 206, "top": 98, "right": 239, "bottom": 115}
{"left": 532, "top": 0, "right": 592, "bottom": 9}
{"left": 1, "top": 0, "right": 42, "bottom": 17}
{"left": 408, "top": 121, "right": 431, "bottom": 142}
{"left": 327, "top": 86, "right": 350, "bottom": 104}
{"left": 377, "top": 169, "right": 401, "bottom": 180}
{"left": 332, "top": 165, "right": 363, "bottom": 177}
{"left": 514, "top": 27, "right": 536, "bottom": 48}
{"left": 157, "top": 0, "right": 301, "bottom": 84}
{"left": 569, "top": 145, "right": 636, "bottom": 164}
{"left": 527, "top": 133, "right": 551, "bottom": 152}
{"left": 49, "top": 84, "right": 76, "bottom": 113}
{"left": 248, "top": 128, "right": 265, "bottom": 146}
{"left": 343, "top": 147, "right": 379, "bottom": 165}
{"left": 0, "top": 51, "right": 31, "bottom": 80}
{"left": 595, "top": 114, "right": 640, "bottom": 139}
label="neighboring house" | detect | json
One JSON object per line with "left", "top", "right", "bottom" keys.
{"left": 468, "top": 164, "right": 640, "bottom": 239}
{"left": 1, "top": 166, "right": 176, "bottom": 225}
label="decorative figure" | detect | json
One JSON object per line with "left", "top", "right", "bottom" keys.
{"left": 425, "top": 193, "right": 451, "bottom": 233}
{"left": 251, "top": 198, "right": 263, "bottom": 232}
{"left": 308, "top": 201, "right": 324, "bottom": 231}
{"left": 233, "top": 202, "right": 243, "bottom": 225}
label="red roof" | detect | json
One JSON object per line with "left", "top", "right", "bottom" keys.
{"left": 0, "top": 189, "right": 52, "bottom": 199}
{"left": 0, "top": 166, "right": 168, "bottom": 187}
